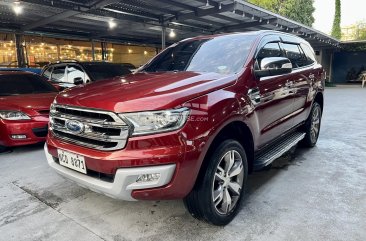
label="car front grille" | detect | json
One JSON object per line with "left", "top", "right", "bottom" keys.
{"left": 50, "top": 105, "right": 130, "bottom": 151}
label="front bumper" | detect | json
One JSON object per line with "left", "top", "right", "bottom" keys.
{"left": 0, "top": 117, "right": 48, "bottom": 147}
{"left": 44, "top": 144, "right": 176, "bottom": 201}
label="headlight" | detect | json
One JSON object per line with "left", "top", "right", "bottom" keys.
{"left": 120, "top": 108, "right": 190, "bottom": 136}
{"left": 0, "top": 111, "right": 31, "bottom": 120}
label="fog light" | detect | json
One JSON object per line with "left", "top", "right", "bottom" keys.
{"left": 136, "top": 173, "right": 161, "bottom": 183}
{"left": 11, "top": 134, "right": 27, "bottom": 139}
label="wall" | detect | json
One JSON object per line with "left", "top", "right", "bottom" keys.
{"left": 332, "top": 51, "right": 366, "bottom": 83}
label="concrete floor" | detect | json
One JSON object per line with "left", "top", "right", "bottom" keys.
{"left": 0, "top": 87, "right": 365, "bottom": 241}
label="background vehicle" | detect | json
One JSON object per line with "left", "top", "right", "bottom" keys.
{"left": 45, "top": 31, "right": 324, "bottom": 225}
{"left": 0, "top": 71, "right": 58, "bottom": 152}
{"left": 120, "top": 63, "right": 137, "bottom": 72}
{"left": 41, "top": 61, "right": 131, "bottom": 89}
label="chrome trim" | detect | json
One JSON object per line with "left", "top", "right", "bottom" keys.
{"left": 50, "top": 104, "right": 130, "bottom": 151}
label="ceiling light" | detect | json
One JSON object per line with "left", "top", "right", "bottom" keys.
{"left": 108, "top": 19, "right": 117, "bottom": 29}
{"left": 206, "top": 0, "right": 210, "bottom": 7}
{"left": 13, "top": 1, "right": 23, "bottom": 15}
{"left": 169, "top": 29, "right": 176, "bottom": 38}
{"left": 219, "top": 3, "right": 222, "bottom": 9}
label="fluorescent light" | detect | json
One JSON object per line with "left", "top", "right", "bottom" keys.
{"left": 108, "top": 19, "right": 117, "bottom": 29}
{"left": 13, "top": 1, "right": 23, "bottom": 15}
{"left": 169, "top": 29, "right": 176, "bottom": 38}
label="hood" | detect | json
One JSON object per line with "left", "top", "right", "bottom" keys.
{"left": 0, "top": 92, "right": 57, "bottom": 116}
{"left": 55, "top": 71, "right": 238, "bottom": 113}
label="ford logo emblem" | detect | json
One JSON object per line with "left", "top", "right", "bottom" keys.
{"left": 65, "top": 120, "right": 84, "bottom": 134}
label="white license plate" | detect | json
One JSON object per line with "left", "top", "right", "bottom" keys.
{"left": 57, "top": 149, "right": 87, "bottom": 174}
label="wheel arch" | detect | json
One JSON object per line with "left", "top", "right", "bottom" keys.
{"left": 314, "top": 91, "right": 324, "bottom": 111}
{"left": 197, "top": 121, "right": 255, "bottom": 181}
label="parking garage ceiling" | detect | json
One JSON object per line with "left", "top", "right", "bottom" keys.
{"left": 0, "top": 0, "right": 340, "bottom": 48}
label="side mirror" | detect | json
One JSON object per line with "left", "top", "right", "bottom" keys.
{"left": 255, "top": 57, "right": 292, "bottom": 78}
{"left": 73, "top": 77, "right": 84, "bottom": 85}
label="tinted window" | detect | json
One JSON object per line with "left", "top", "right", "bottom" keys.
{"left": 281, "top": 43, "right": 307, "bottom": 68}
{"left": 257, "top": 42, "right": 282, "bottom": 65}
{"left": 300, "top": 43, "right": 316, "bottom": 65}
{"left": 83, "top": 64, "right": 131, "bottom": 81}
{"left": 0, "top": 74, "right": 57, "bottom": 96}
{"left": 51, "top": 66, "right": 66, "bottom": 82}
{"left": 141, "top": 35, "right": 256, "bottom": 75}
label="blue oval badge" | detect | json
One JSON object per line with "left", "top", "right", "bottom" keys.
{"left": 65, "top": 120, "right": 84, "bottom": 134}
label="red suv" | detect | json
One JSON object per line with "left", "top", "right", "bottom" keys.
{"left": 45, "top": 31, "right": 324, "bottom": 225}
{"left": 0, "top": 71, "right": 58, "bottom": 151}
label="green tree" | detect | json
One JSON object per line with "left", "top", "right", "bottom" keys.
{"left": 331, "top": 0, "right": 341, "bottom": 39}
{"left": 248, "top": 0, "right": 315, "bottom": 27}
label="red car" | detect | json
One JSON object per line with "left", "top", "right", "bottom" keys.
{"left": 0, "top": 71, "right": 58, "bottom": 151}
{"left": 45, "top": 31, "right": 324, "bottom": 225}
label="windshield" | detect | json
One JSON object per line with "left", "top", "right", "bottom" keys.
{"left": 83, "top": 64, "right": 131, "bottom": 81}
{"left": 0, "top": 74, "right": 57, "bottom": 96}
{"left": 141, "top": 34, "right": 256, "bottom": 74}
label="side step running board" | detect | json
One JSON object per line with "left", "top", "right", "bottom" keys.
{"left": 254, "top": 132, "right": 305, "bottom": 170}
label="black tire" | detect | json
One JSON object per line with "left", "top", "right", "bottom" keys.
{"left": 0, "top": 145, "right": 7, "bottom": 153}
{"left": 184, "top": 140, "right": 248, "bottom": 226}
{"left": 301, "top": 102, "right": 322, "bottom": 147}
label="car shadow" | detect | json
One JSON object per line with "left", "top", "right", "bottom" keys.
{"left": 242, "top": 145, "right": 308, "bottom": 203}
{"left": 0, "top": 142, "right": 45, "bottom": 155}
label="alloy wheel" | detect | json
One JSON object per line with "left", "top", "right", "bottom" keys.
{"left": 212, "top": 150, "right": 244, "bottom": 215}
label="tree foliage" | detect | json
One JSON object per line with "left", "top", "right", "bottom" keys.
{"left": 248, "top": 0, "right": 315, "bottom": 27}
{"left": 331, "top": 0, "right": 341, "bottom": 39}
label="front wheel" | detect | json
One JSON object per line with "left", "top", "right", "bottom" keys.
{"left": 0, "top": 145, "right": 7, "bottom": 153}
{"left": 301, "top": 102, "right": 322, "bottom": 147}
{"left": 184, "top": 140, "right": 248, "bottom": 226}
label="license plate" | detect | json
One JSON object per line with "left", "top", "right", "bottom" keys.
{"left": 57, "top": 149, "right": 87, "bottom": 174}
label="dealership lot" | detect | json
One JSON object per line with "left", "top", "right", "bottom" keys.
{"left": 0, "top": 87, "right": 365, "bottom": 241}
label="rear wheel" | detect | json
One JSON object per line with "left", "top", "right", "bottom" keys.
{"left": 301, "top": 102, "right": 322, "bottom": 147}
{"left": 184, "top": 140, "right": 248, "bottom": 226}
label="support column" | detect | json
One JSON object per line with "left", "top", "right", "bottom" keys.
{"left": 91, "top": 40, "right": 95, "bottom": 61}
{"left": 15, "top": 34, "right": 26, "bottom": 67}
{"left": 161, "top": 24, "right": 166, "bottom": 50}
{"left": 101, "top": 41, "right": 107, "bottom": 61}
{"left": 57, "top": 44, "right": 61, "bottom": 61}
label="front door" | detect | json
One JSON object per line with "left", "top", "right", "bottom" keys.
{"left": 251, "top": 41, "right": 295, "bottom": 147}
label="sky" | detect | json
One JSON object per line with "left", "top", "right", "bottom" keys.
{"left": 313, "top": 0, "right": 366, "bottom": 34}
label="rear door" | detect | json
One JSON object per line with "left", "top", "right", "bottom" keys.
{"left": 252, "top": 39, "right": 295, "bottom": 147}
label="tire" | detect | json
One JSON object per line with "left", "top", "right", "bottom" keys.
{"left": 301, "top": 102, "right": 322, "bottom": 147}
{"left": 0, "top": 145, "right": 7, "bottom": 153}
{"left": 184, "top": 140, "right": 248, "bottom": 226}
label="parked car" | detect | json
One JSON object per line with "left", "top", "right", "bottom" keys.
{"left": 45, "top": 31, "right": 324, "bottom": 225}
{"left": 120, "top": 63, "right": 137, "bottom": 71}
{"left": 0, "top": 71, "right": 58, "bottom": 152}
{"left": 41, "top": 61, "right": 131, "bottom": 89}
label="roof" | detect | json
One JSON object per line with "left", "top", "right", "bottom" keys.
{"left": 0, "top": 0, "right": 340, "bottom": 49}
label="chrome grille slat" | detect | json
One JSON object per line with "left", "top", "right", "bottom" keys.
{"left": 52, "top": 115, "right": 126, "bottom": 128}
{"left": 50, "top": 104, "right": 130, "bottom": 151}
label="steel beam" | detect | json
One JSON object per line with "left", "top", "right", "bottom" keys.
{"left": 21, "top": 0, "right": 122, "bottom": 31}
